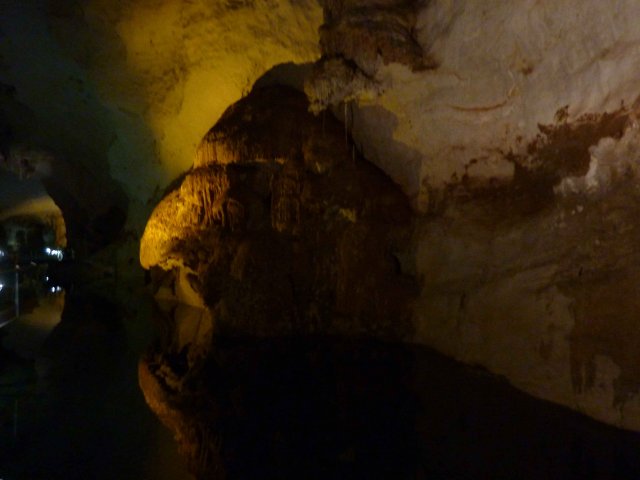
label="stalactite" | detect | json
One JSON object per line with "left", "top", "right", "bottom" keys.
{"left": 225, "top": 198, "right": 245, "bottom": 232}
{"left": 181, "top": 168, "right": 230, "bottom": 228}
{"left": 344, "top": 101, "right": 348, "bottom": 146}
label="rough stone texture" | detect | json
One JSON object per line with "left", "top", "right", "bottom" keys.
{"left": 307, "top": 0, "right": 640, "bottom": 210}
{"left": 1, "top": 0, "right": 322, "bottom": 257}
{"left": 139, "top": 86, "right": 419, "bottom": 476}
{"left": 303, "top": 0, "right": 640, "bottom": 431}
{"left": 141, "top": 86, "right": 416, "bottom": 339}
{"left": 320, "top": 0, "right": 427, "bottom": 72}
{"left": 306, "top": 0, "right": 433, "bottom": 112}
{"left": 411, "top": 114, "right": 640, "bottom": 430}
{"left": 46, "top": 0, "right": 323, "bottom": 210}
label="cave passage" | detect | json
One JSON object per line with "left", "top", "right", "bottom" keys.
{"left": 5, "top": 0, "right": 640, "bottom": 477}
{"left": 0, "top": 215, "right": 188, "bottom": 479}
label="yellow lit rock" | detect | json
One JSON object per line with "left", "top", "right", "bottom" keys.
{"left": 50, "top": 0, "right": 323, "bottom": 201}
{"left": 141, "top": 85, "right": 416, "bottom": 338}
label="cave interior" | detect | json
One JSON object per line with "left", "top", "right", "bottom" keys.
{"left": 2, "top": 1, "right": 640, "bottom": 479}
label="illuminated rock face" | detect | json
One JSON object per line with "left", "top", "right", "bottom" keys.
{"left": 141, "top": 86, "right": 415, "bottom": 338}
{"left": 1, "top": 0, "right": 322, "bottom": 255}
{"left": 308, "top": 0, "right": 640, "bottom": 209}
{"left": 301, "top": 0, "right": 640, "bottom": 432}
{"left": 47, "top": 0, "right": 323, "bottom": 211}
{"left": 411, "top": 117, "right": 640, "bottom": 431}
{"left": 139, "top": 86, "right": 417, "bottom": 476}
{"left": 136, "top": 0, "right": 640, "bottom": 436}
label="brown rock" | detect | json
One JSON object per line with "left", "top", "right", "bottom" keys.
{"left": 141, "top": 85, "right": 416, "bottom": 339}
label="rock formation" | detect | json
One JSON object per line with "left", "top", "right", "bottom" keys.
{"left": 141, "top": 85, "right": 416, "bottom": 339}
{"left": 304, "top": 0, "right": 640, "bottom": 431}
{"left": 3, "top": 0, "right": 640, "bottom": 464}
{"left": 135, "top": 0, "right": 640, "bottom": 458}
{"left": 139, "top": 85, "right": 418, "bottom": 475}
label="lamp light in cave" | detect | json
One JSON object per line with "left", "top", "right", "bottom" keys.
{"left": 0, "top": 283, "right": 3, "bottom": 292}
{"left": 45, "top": 247, "right": 63, "bottom": 261}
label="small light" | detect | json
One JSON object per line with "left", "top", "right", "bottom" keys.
{"left": 50, "top": 287, "right": 55, "bottom": 293}
{"left": 45, "top": 276, "right": 49, "bottom": 281}
{"left": 0, "top": 284, "right": 3, "bottom": 292}
{"left": 45, "top": 247, "right": 51, "bottom": 254}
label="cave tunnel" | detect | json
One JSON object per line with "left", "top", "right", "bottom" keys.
{"left": 4, "top": 1, "right": 640, "bottom": 479}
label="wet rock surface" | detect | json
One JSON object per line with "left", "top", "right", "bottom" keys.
{"left": 138, "top": 84, "right": 421, "bottom": 477}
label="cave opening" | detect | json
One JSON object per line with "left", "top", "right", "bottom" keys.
{"left": 0, "top": 171, "right": 68, "bottom": 329}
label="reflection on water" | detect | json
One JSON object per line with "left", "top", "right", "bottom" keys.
{"left": 142, "top": 303, "right": 640, "bottom": 479}
{"left": 5, "top": 280, "right": 640, "bottom": 479}
{"left": 2, "top": 292, "right": 65, "bottom": 358}
{"left": 0, "top": 288, "right": 191, "bottom": 480}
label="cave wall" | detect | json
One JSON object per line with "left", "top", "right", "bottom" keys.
{"left": 308, "top": 0, "right": 640, "bottom": 430}
{"left": 139, "top": 0, "right": 640, "bottom": 432}
{"left": 1, "top": 0, "right": 322, "bottom": 257}
{"left": 46, "top": 0, "right": 322, "bottom": 228}
{"left": 307, "top": 0, "right": 640, "bottom": 209}
{"left": 3, "top": 0, "right": 640, "bottom": 432}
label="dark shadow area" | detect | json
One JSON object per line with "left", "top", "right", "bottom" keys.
{"left": 143, "top": 326, "right": 640, "bottom": 479}
{"left": 251, "top": 61, "right": 314, "bottom": 93}
{"left": 0, "top": 291, "right": 190, "bottom": 480}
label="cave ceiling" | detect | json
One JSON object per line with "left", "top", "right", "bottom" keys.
{"left": 1, "top": 0, "right": 639, "bottom": 226}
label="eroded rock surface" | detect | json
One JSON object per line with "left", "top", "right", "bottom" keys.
{"left": 307, "top": 1, "right": 640, "bottom": 210}
{"left": 139, "top": 85, "right": 418, "bottom": 476}
{"left": 413, "top": 111, "right": 640, "bottom": 430}
{"left": 141, "top": 85, "right": 416, "bottom": 338}
{"left": 303, "top": 0, "right": 640, "bottom": 431}
{"left": 135, "top": 0, "right": 640, "bottom": 449}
